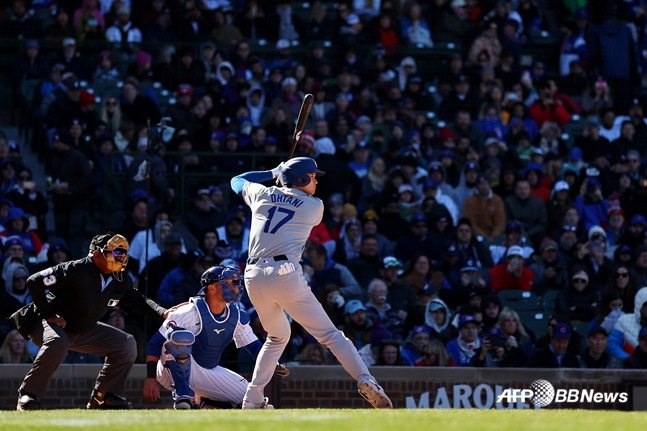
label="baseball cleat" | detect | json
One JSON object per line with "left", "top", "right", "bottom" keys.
{"left": 357, "top": 375, "right": 393, "bottom": 409}
{"left": 174, "top": 399, "right": 193, "bottom": 410}
{"left": 242, "top": 397, "right": 274, "bottom": 409}
{"left": 17, "top": 394, "right": 40, "bottom": 411}
{"left": 87, "top": 391, "right": 133, "bottom": 410}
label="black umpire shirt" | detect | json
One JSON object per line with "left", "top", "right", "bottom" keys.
{"left": 27, "top": 256, "right": 167, "bottom": 334}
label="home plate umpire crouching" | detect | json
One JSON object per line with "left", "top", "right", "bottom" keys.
{"left": 10, "top": 232, "right": 169, "bottom": 411}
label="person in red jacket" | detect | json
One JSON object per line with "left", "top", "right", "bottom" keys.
{"left": 529, "top": 78, "right": 571, "bottom": 128}
{"left": 489, "top": 245, "right": 534, "bottom": 293}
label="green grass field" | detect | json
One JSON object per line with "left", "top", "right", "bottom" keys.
{"left": 0, "top": 409, "right": 644, "bottom": 431}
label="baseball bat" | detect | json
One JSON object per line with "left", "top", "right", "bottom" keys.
{"left": 287, "top": 93, "right": 314, "bottom": 160}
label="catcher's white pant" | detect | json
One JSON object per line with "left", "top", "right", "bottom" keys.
{"left": 243, "top": 257, "right": 371, "bottom": 405}
{"left": 156, "top": 354, "right": 248, "bottom": 405}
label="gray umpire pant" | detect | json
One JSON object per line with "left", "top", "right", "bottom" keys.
{"left": 19, "top": 320, "right": 137, "bottom": 400}
{"left": 243, "top": 257, "right": 371, "bottom": 405}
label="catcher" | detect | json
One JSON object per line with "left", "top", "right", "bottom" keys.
{"left": 11, "top": 232, "right": 169, "bottom": 410}
{"left": 143, "top": 264, "right": 289, "bottom": 409}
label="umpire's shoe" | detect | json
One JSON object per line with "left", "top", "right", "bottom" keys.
{"left": 17, "top": 393, "right": 41, "bottom": 411}
{"left": 87, "top": 391, "right": 133, "bottom": 410}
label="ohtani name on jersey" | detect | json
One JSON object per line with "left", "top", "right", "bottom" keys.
{"left": 270, "top": 194, "right": 303, "bottom": 208}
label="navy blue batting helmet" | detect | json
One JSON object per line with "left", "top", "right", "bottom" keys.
{"left": 279, "top": 157, "right": 325, "bottom": 187}
{"left": 199, "top": 265, "right": 244, "bottom": 303}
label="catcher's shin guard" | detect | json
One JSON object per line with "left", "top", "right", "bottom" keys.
{"left": 164, "top": 331, "right": 195, "bottom": 401}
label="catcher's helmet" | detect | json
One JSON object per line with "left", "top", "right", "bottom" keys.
{"left": 199, "top": 265, "right": 244, "bottom": 303}
{"left": 278, "top": 157, "right": 325, "bottom": 187}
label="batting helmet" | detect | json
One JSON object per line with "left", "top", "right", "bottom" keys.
{"left": 199, "top": 265, "right": 244, "bottom": 303}
{"left": 278, "top": 157, "right": 325, "bottom": 187}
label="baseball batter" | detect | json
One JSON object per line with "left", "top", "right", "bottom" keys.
{"left": 231, "top": 157, "right": 393, "bottom": 409}
{"left": 143, "top": 265, "right": 287, "bottom": 409}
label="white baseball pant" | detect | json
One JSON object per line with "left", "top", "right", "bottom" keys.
{"left": 243, "top": 257, "right": 370, "bottom": 405}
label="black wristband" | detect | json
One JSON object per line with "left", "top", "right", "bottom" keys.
{"left": 146, "top": 361, "right": 157, "bottom": 379}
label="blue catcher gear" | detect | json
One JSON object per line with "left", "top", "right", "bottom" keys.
{"left": 164, "top": 328, "right": 195, "bottom": 401}
{"left": 278, "top": 157, "right": 325, "bottom": 187}
{"left": 199, "top": 265, "right": 244, "bottom": 303}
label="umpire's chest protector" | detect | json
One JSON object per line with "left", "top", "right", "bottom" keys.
{"left": 190, "top": 297, "right": 238, "bottom": 369}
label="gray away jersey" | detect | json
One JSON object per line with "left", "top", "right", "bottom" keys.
{"left": 242, "top": 183, "right": 324, "bottom": 259}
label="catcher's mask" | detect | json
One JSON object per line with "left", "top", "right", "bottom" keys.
{"left": 199, "top": 265, "right": 243, "bottom": 303}
{"left": 91, "top": 232, "right": 129, "bottom": 276}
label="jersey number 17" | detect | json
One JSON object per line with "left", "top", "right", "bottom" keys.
{"left": 263, "top": 206, "right": 295, "bottom": 234}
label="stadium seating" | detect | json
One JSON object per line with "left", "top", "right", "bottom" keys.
{"left": 498, "top": 290, "right": 543, "bottom": 312}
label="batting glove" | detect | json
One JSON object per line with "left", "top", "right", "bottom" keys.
{"left": 271, "top": 162, "right": 287, "bottom": 178}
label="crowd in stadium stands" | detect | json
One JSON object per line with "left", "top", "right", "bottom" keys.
{"left": 2, "top": 0, "right": 647, "bottom": 372}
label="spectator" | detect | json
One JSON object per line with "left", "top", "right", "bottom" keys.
{"left": 606, "top": 264, "right": 639, "bottom": 314}
{"left": 574, "top": 240, "right": 613, "bottom": 292}
{"left": 359, "top": 211, "right": 394, "bottom": 259}
{"left": 305, "top": 243, "right": 362, "bottom": 301}
{"left": 172, "top": 255, "right": 215, "bottom": 305}
{"left": 119, "top": 82, "right": 161, "bottom": 129}
{"left": 0, "top": 207, "right": 44, "bottom": 257}
{"left": 452, "top": 260, "right": 489, "bottom": 307}
{"left": 578, "top": 327, "right": 622, "bottom": 369}
{"left": 401, "top": 2, "right": 433, "bottom": 47}
{"left": 129, "top": 219, "right": 184, "bottom": 275}
{"left": 530, "top": 238, "right": 569, "bottom": 295}
{"left": 49, "top": 130, "right": 91, "bottom": 257}
{"left": 73, "top": 0, "right": 105, "bottom": 37}
{"left": 529, "top": 78, "right": 571, "bottom": 128}
{"left": 590, "top": 290, "right": 625, "bottom": 336}
{"left": 446, "top": 315, "right": 482, "bottom": 367}
{"left": 608, "top": 287, "right": 647, "bottom": 359}
{"left": 33, "top": 237, "right": 73, "bottom": 273}
{"left": 180, "top": 189, "right": 226, "bottom": 242}
{"left": 0, "top": 262, "right": 30, "bottom": 340}
{"left": 489, "top": 245, "right": 535, "bottom": 293}
{"left": 546, "top": 180, "right": 574, "bottom": 233}
{"left": 421, "top": 179, "right": 459, "bottom": 226}
{"left": 393, "top": 213, "right": 436, "bottom": 264}
{"left": 490, "top": 220, "right": 535, "bottom": 265}
{"left": 435, "top": 0, "right": 475, "bottom": 45}
{"left": 468, "top": 22, "right": 501, "bottom": 68}
{"left": 462, "top": 175, "right": 506, "bottom": 243}
{"left": 588, "top": 4, "right": 639, "bottom": 114}
{"left": 623, "top": 327, "right": 647, "bottom": 369}
{"left": 527, "top": 323, "right": 580, "bottom": 368}
{"left": 54, "top": 38, "right": 90, "bottom": 81}
{"left": 140, "top": 232, "right": 186, "bottom": 301}
{"left": 439, "top": 74, "right": 480, "bottom": 124}
{"left": 401, "top": 325, "right": 432, "bottom": 366}
{"left": 294, "top": 342, "right": 330, "bottom": 365}
{"left": 0, "top": 329, "right": 33, "bottom": 364}
{"left": 339, "top": 300, "right": 373, "bottom": 349}
{"left": 346, "top": 235, "right": 382, "bottom": 290}
{"left": 504, "top": 179, "right": 548, "bottom": 247}
{"left": 470, "top": 326, "right": 523, "bottom": 368}
{"left": 556, "top": 269, "right": 599, "bottom": 322}
{"left": 332, "top": 220, "right": 362, "bottom": 265}
{"left": 364, "top": 279, "right": 405, "bottom": 341}
{"left": 375, "top": 340, "right": 405, "bottom": 366}
{"left": 399, "top": 253, "right": 433, "bottom": 294}
{"left": 497, "top": 307, "right": 535, "bottom": 366}
{"left": 358, "top": 324, "right": 393, "bottom": 366}
{"left": 423, "top": 298, "right": 452, "bottom": 342}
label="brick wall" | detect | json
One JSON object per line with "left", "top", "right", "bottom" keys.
{"left": 2, "top": 365, "right": 646, "bottom": 410}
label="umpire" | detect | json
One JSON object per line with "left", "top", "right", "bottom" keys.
{"left": 10, "top": 232, "right": 169, "bottom": 411}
